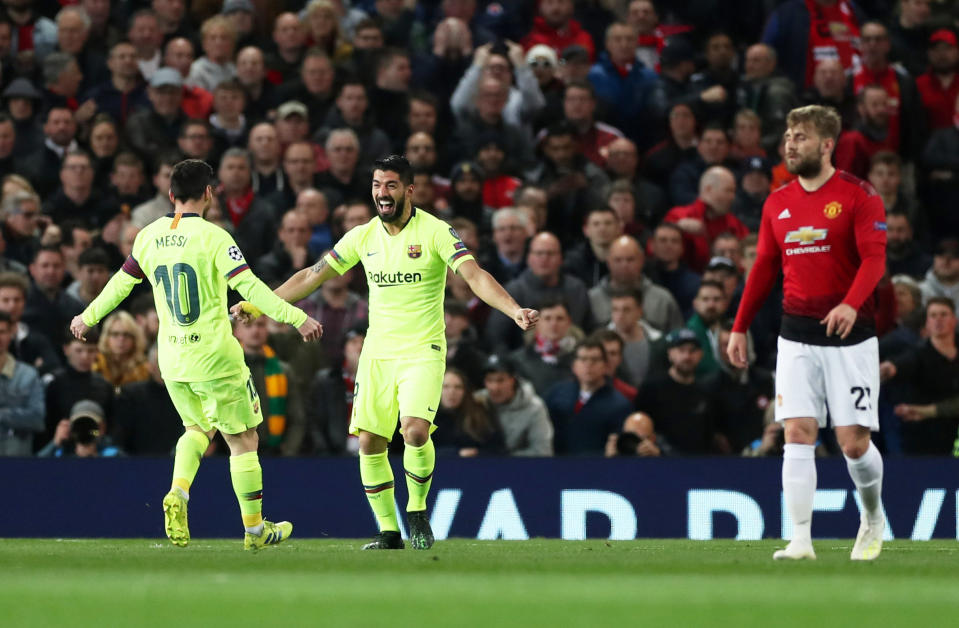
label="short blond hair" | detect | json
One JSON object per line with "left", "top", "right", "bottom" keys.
{"left": 786, "top": 105, "right": 841, "bottom": 141}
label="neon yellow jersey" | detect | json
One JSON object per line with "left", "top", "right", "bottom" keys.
{"left": 82, "top": 212, "right": 307, "bottom": 382}
{"left": 325, "top": 208, "right": 474, "bottom": 360}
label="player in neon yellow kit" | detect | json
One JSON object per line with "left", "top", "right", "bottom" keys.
{"left": 233, "top": 155, "right": 539, "bottom": 549}
{"left": 71, "top": 159, "right": 322, "bottom": 550}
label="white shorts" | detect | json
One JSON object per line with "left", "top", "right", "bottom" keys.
{"left": 774, "top": 336, "right": 879, "bottom": 430}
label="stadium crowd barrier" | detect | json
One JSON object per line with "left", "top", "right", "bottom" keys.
{"left": 5, "top": 457, "right": 959, "bottom": 539}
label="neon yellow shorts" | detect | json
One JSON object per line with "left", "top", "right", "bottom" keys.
{"left": 165, "top": 367, "right": 263, "bottom": 435}
{"left": 349, "top": 355, "right": 444, "bottom": 440}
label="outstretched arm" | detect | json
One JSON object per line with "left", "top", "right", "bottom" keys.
{"left": 72, "top": 262, "right": 142, "bottom": 339}
{"left": 456, "top": 259, "right": 539, "bottom": 330}
{"left": 276, "top": 256, "right": 342, "bottom": 303}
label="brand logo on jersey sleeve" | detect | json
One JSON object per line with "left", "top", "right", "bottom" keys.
{"left": 408, "top": 244, "right": 422, "bottom": 258}
{"left": 778, "top": 208, "right": 791, "bottom": 219}
{"left": 823, "top": 201, "right": 842, "bottom": 219}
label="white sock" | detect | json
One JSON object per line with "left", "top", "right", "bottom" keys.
{"left": 783, "top": 443, "right": 817, "bottom": 543}
{"left": 246, "top": 523, "right": 264, "bottom": 536}
{"left": 844, "top": 441, "right": 884, "bottom": 524}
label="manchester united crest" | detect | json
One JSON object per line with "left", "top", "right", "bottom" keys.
{"left": 408, "top": 244, "right": 422, "bottom": 258}
{"left": 823, "top": 201, "right": 842, "bottom": 219}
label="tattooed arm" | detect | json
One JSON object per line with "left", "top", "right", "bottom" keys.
{"left": 274, "top": 256, "right": 343, "bottom": 303}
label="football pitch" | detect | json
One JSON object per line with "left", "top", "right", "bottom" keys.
{"left": 3, "top": 539, "right": 958, "bottom": 627}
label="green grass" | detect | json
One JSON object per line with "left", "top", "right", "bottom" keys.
{"left": 2, "top": 539, "right": 958, "bottom": 627}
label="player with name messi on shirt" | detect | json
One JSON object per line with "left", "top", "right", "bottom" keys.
{"left": 232, "top": 155, "right": 540, "bottom": 550}
{"left": 728, "top": 105, "right": 887, "bottom": 562}
{"left": 71, "top": 160, "right": 323, "bottom": 550}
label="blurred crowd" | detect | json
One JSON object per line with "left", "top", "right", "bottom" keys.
{"left": 2, "top": 0, "right": 959, "bottom": 459}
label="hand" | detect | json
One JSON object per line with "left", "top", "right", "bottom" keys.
{"left": 726, "top": 331, "right": 748, "bottom": 368}
{"left": 229, "top": 301, "right": 262, "bottom": 323}
{"left": 297, "top": 316, "right": 323, "bottom": 342}
{"left": 894, "top": 403, "right": 936, "bottom": 422}
{"left": 505, "top": 39, "right": 524, "bottom": 67}
{"left": 459, "top": 447, "right": 479, "bottom": 457}
{"left": 70, "top": 315, "right": 90, "bottom": 341}
{"left": 879, "top": 361, "right": 897, "bottom": 381}
{"left": 472, "top": 42, "right": 492, "bottom": 67}
{"left": 74, "top": 99, "right": 98, "bottom": 124}
{"left": 820, "top": 303, "right": 857, "bottom": 339}
{"left": 53, "top": 418, "right": 71, "bottom": 446}
{"left": 675, "top": 217, "right": 706, "bottom": 235}
{"left": 637, "top": 439, "right": 661, "bottom": 457}
{"left": 513, "top": 308, "right": 539, "bottom": 330}
{"left": 604, "top": 432, "right": 618, "bottom": 457}
{"left": 700, "top": 85, "right": 727, "bottom": 103}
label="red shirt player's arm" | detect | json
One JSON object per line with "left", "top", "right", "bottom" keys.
{"left": 732, "top": 201, "right": 781, "bottom": 333}
{"left": 842, "top": 191, "right": 887, "bottom": 310}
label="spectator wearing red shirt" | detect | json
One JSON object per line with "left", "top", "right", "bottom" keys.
{"left": 916, "top": 29, "right": 959, "bottom": 131}
{"left": 522, "top": 0, "right": 595, "bottom": 62}
{"left": 539, "top": 79, "right": 623, "bottom": 168}
{"left": 663, "top": 166, "right": 749, "bottom": 273}
{"left": 835, "top": 85, "right": 896, "bottom": 180}
{"left": 850, "top": 21, "right": 924, "bottom": 160}
{"left": 475, "top": 134, "right": 520, "bottom": 210}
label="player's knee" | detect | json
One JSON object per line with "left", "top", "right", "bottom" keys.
{"left": 403, "top": 425, "right": 429, "bottom": 447}
{"left": 358, "top": 430, "right": 388, "bottom": 455}
{"left": 841, "top": 440, "right": 868, "bottom": 459}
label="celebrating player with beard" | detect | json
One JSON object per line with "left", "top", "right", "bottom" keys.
{"left": 728, "top": 105, "right": 887, "bottom": 561}
{"left": 233, "top": 154, "right": 539, "bottom": 550}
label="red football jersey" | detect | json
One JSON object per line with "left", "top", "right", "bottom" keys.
{"left": 733, "top": 170, "right": 886, "bottom": 339}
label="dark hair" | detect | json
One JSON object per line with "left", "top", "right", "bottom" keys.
{"left": 655, "top": 221, "right": 684, "bottom": 237}
{"left": 372, "top": 154, "right": 413, "bottom": 185}
{"left": 214, "top": 78, "right": 245, "bottom": 94}
{"left": 32, "top": 244, "right": 64, "bottom": 264}
{"left": 409, "top": 90, "right": 438, "bottom": 109}
{"left": 375, "top": 47, "right": 408, "bottom": 74}
{"left": 574, "top": 337, "right": 607, "bottom": 362}
{"left": 697, "top": 279, "right": 726, "bottom": 295}
{"left": 701, "top": 121, "right": 729, "bottom": 139}
{"left": 0, "top": 112, "right": 12, "bottom": 126}
{"left": 536, "top": 297, "right": 570, "bottom": 314}
{"left": 0, "top": 309, "right": 11, "bottom": 326}
{"left": 609, "top": 287, "right": 644, "bottom": 305}
{"left": 169, "top": 159, "right": 214, "bottom": 202}
{"left": 927, "top": 296, "right": 956, "bottom": 314}
{"left": 337, "top": 77, "right": 366, "bottom": 98}
{"left": 444, "top": 367, "right": 499, "bottom": 442}
{"left": 113, "top": 151, "right": 144, "bottom": 173}
{"left": 77, "top": 247, "right": 111, "bottom": 269}
{"left": 869, "top": 150, "right": 901, "bottom": 171}
{"left": 62, "top": 149, "right": 92, "bottom": 169}
{"left": 179, "top": 118, "right": 211, "bottom": 138}
{"left": 45, "top": 106, "right": 73, "bottom": 123}
{"left": 717, "top": 317, "right": 735, "bottom": 333}
{"left": 583, "top": 205, "right": 618, "bottom": 224}
{"left": 59, "top": 219, "right": 91, "bottom": 247}
{"left": 591, "top": 328, "right": 624, "bottom": 350}
{"left": 564, "top": 79, "right": 595, "bottom": 99}
{"left": 885, "top": 208, "right": 912, "bottom": 226}
{"left": 0, "top": 271, "right": 30, "bottom": 297}
{"left": 130, "top": 293, "right": 156, "bottom": 318}
{"left": 544, "top": 120, "right": 575, "bottom": 140}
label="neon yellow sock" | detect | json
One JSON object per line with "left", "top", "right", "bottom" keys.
{"left": 404, "top": 439, "right": 435, "bottom": 512}
{"left": 230, "top": 451, "right": 263, "bottom": 530}
{"left": 359, "top": 451, "right": 399, "bottom": 532}
{"left": 171, "top": 430, "right": 208, "bottom": 498}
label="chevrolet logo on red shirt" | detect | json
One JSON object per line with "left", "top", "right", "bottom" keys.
{"left": 784, "top": 226, "right": 828, "bottom": 245}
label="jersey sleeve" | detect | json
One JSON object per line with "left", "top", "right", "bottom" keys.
{"left": 732, "top": 198, "right": 782, "bottom": 333}
{"left": 81, "top": 231, "right": 147, "bottom": 327}
{"left": 437, "top": 222, "right": 475, "bottom": 272}
{"left": 324, "top": 225, "right": 362, "bottom": 274}
{"left": 212, "top": 229, "right": 252, "bottom": 285}
{"left": 842, "top": 189, "right": 887, "bottom": 310}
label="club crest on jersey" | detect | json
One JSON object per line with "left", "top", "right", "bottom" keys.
{"left": 408, "top": 244, "right": 422, "bottom": 258}
{"left": 823, "top": 201, "right": 842, "bottom": 219}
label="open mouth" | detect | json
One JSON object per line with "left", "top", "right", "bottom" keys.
{"left": 377, "top": 197, "right": 395, "bottom": 212}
